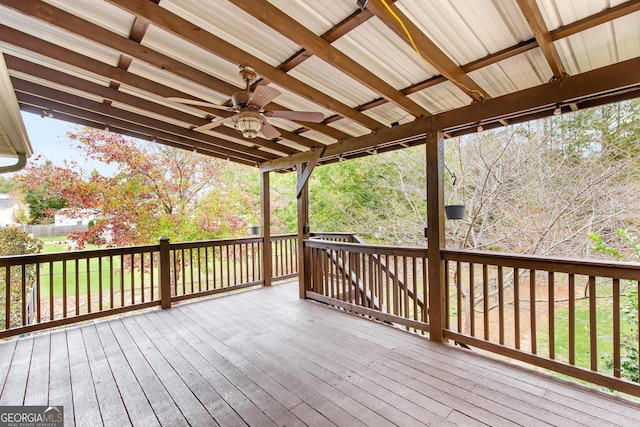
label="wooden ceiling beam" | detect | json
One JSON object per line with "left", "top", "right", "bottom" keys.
{"left": 267, "top": 55, "right": 640, "bottom": 168}
{"left": 515, "top": 0, "right": 566, "bottom": 79}
{"left": 0, "top": 25, "right": 323, "bottom": 152}
{"left": 0, "top": 0, "right": 345, "bottom": 143}
{"left": 18, "top": 104, "right": 256, "bottom": 166}
{"left": 5, "top": 56, "right": 299, "bottom": 157}
{"left": 228, "top": 0, "right": 429, "bottom": 118}
{"left": 333, "top": 1, "right": 639, "bottom": 115}
{"left": 12, "top": 78, "right": 277, "bottom": 162}
{"left": 105, "top": 0, "right": 384, "bottom": 132}
{"left": 364, "top": 0, "right": 488, "bottom": 103}
{"left": 279, "top": 7, "right": 375, "bottom": 73}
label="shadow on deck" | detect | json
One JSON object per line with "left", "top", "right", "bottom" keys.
{"left": 1, "top": 282, "right": 639, "bottom": 426}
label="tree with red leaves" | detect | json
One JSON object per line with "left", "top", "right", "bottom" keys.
{"left": 16, "top": 128, "right": 257, "bottom": 247}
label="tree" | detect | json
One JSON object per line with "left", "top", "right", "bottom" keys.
{"left": 16, "top": 128, "right": 259, "bottom": 247}
{"left": 15, "top": 159, "right": 69, "bottom": 224}
{"left": 0, "top": 228, "right": 43, "bottom": 329}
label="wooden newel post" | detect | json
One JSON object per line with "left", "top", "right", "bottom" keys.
{"left": 159, "top": 236, "right": 171, "bottom": 309}
{"left": 261, "top": 171, "right": 272, "bottom": 286}
{"left": 426, "top": 125, "right": 446, "bottom": 342}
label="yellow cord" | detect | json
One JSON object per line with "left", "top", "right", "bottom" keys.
{"left": 379, "top": 0, "right": 485, "bottom": 100}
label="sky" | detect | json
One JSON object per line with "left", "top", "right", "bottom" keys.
{"left": 0, "top": 112, "right": 117, "bottom": 176}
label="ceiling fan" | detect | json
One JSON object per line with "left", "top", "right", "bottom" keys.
{"left": 168, "top": 66, "right": 324, "bottom": 139}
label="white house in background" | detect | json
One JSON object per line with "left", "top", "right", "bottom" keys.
{"left": 0, "top": 193, "right": 24, "bottom": 226}
{"left": 54, "top": 208, "right": 98, "bottom": 226}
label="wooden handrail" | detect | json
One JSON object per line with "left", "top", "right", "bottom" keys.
{"left": 442, "top": 249, "right": 640, "bottom": 279}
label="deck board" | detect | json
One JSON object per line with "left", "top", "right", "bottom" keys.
{"left": 1, "top": 281, "right": 640, "bottom": 426}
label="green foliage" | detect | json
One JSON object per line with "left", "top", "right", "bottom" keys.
{"left": 590, "top": 230, "right": 640, "bottom": 382}
{"left": 0, "top": 176, "right": 16, "bottom": 193}
{"left": 0, "top": 228, "right": 43, "bottom": 329}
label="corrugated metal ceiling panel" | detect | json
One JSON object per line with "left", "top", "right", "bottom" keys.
{"left": 266, "top": 0, "right": 356, "bottom": 36}
{"left": 127, "top": 60, "right": 231, "bottom": 105}
{"left": 266, "top": 84, "right": 335, "bottom": 118}
{"left": 396, "top": 0, "right": 532, "bottom": 66}
{"left": 9, "top": 70, "right": 104, "bottom": 104}
{"left": 332, "top": 16, "right": 436, "bottom": 90}
{"left": 408, "top": 80, "right": 471, "bottom": 114}
{"left": 0, "top": 43, "right": 112, "bottom": 88}
{"left": 288, "top": 56, "right": 380, "bottom": 108}
{"left": 43, "top": 0, "right": 135, "bottom": 38}
{"left": 141, "top": 25, "right": 245, "bottom": 90}
{"left": 328, "top": 118, "right": 371, "bottom": 137}
{"left": 556, "top": 11, "right": 640, "bottom": 74}
{"left": 363, "top": 103, "right": 415, "bottom": 128}
{"left": 0, "top": 5, "right": 122, "bottom": 68}
{"left": 469, "top": 49, "right": 551, "bottom": 98}
{"left": 159, "top": 0, "right": 301, "bottom": 67}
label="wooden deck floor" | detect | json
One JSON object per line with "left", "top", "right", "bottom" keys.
{"left": 1, "top": 282, "right": 640, "bottom": 426}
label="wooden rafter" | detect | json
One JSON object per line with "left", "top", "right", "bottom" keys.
{"left": 229, "top": 0, "right": 430, "bottom": 118}
{"left": 12, "top": 78, "right": 277, "bottom": 162}
{"left": 18, "top": 104, "right": 256, "bottom": 166}
{"left": 364, "top": 0, "right": 488, "bottom": 103}
{"left": 260, "top": 55, "right": 640, "bottom": 170}
{"left": 0, "top": 0, "right": 345, "bottom": 144}
{"left": 5, "top": 56, "right": 299, "bottom": 157}
{"left": 319, "top": 1, "right": 640, "bottom": 117}
{"left": 104, "top": 0, "right": 384, "bottom": 132}
{"left": 516, "top": 0, "right": 567, "bottom": 80}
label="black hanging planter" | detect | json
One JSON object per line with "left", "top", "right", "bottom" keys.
{"left": 445, "top": 205, "right": 466, "bottom": 220}
{"left": 248, "top": 225, "right": 261, "bottom": 235}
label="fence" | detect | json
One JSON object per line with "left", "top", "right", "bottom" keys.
{"left": 16, "top": 224, "right": 88, "bottom": 238}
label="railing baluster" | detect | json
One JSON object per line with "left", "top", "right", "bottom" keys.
{"left": 483, "top": 264, "right": 489, "bottom": 340}
{"left": 569, "top": 273, "right": 575, "bottom": 365}
{"left": 36, "top": 263, "right": 41, "bottom": 324}
{"left": 498, "top": 265, "right": 504, "bottom": 345}
{"left": 98, "top": 257, "right": 103, "bottom": 311}
{"left": 548, "top": 271, "right": 555, "bottom": 359}
{"left": 403, "top": 257, "right": 409, "bottom": 320}
{"left": 140, "top": 253, "right": 145, "bottom": 303}
{"left": 613, "top": 278, "right": 620, "bottom": 378}
{"left": 75, "top": 259, "right": 80, "bottom": 315}
{"left": 21, "top": 265, "right": 26, "bottom": 326}
{"left": 120, "top": 255, "right": 125, "bottom": 307}
{"left": 62, "top": 260, "right": 67, "bottom": 318}
{"left": 130, "top": 253, "right": 135, "bottom": 305}
{"left": 49, "top": 261, "right": 54, "bottom": 321}
{"left": 514, "top": 267, "right": 520, "bottom": 350}
{"left": 530, "top": 269, "right": 536, "bottom": 354}
{"left": 5, "top": 266, "right": 10, "bottom": 328}
{"left": 469, "top": 263, "right": 475, "bottom": 337}
{"left": 86, "top": 258, "right": 91, "bottom": 313}
{"left": 589, "top": 275, "right": 597, "bottom": 371}
{"left": 456, "top": 261, "right": 462, "bottom": 333}
{"left": 109, "top": 256, "right": 114, "bottom": 309}
{"left": 150, "top": 253, "right": 155, "bottom": 300}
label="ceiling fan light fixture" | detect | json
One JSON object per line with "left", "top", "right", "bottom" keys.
{"left": 235, "top": 112, "right": 263, "bottom": 139}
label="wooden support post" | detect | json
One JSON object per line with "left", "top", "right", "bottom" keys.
{"left": 297, "top": 164, "right": 310, "bottom": 299}
{"left": 159, "top": 236, "right": 171, "bottom": 309}
{"left": 261, "top": 170, "right": 272, "bottom": 286}
{"left": 426, "top": 123, "right": 446, "bottom": 342}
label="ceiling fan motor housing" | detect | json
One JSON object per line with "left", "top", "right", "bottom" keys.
{"left": 232, "top": 91, "right": 253, "bottom": 109}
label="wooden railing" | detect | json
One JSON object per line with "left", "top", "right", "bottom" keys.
{"left": 0, "top": 235, "right": 298, "bottom": 339}
{"left": 305, "top": 237, "right": 640, "bottom": 397}
{"left": 271, "top": 234, "right": 298, "bottom": 281}
{"left": 442, "top": 249, "right": 640, "bottom": 396}
{"left": 305, "top": 239, "right": 429, "bottom": 332}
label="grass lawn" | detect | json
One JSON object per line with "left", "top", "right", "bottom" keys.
{"left": 539, "top": 295, "right": 637, "bottom": 373}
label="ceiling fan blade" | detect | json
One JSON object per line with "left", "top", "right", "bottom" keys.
{"left": 193, "top": 115, "right": 236, "bottom": 132}
{"left": 266, "top": 110, "right": 324, "bottom": 122}
{"left": 248, "top": 85, "right": 281, "bottom": 109}
{"left": 167, "top": 97, "right": 234, "bottom": 111}
{"left": 260, "top": 122, "right": 281, "bottom": 140}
